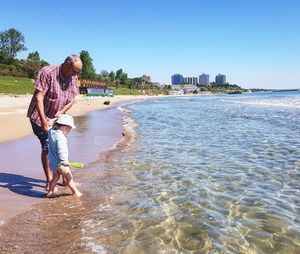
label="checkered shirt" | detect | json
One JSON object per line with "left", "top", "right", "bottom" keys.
{"left": 27, "top": 64, "right": 79, "bottom": 126}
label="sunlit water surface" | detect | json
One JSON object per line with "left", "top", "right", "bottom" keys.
{"left": 2, "top": 92, "right": 300, "bottom": 254}
{"left": 78, "top": 92, "right": 300, "bottom": 253}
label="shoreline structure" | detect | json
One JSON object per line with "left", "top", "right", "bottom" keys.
{"left": 0, "top": 94, "right": 160, "bottom": 225}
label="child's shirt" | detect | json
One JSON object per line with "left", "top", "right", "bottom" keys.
{"left": 48, "top": 128, "right": 69, "bottom": 172}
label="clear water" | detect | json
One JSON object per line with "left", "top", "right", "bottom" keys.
{"left": 78, "top": 92, "right": 300, "bottom": 253}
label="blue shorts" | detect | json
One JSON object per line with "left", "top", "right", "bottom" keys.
{"left": 30, "top": 120, "right": 49, "bottom": 151}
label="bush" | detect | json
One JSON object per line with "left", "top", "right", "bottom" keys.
{"left": 0, "top": 63, "right": 28, "bottom": 77}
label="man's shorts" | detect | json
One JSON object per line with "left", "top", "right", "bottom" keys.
{"left": 30, "top": 120, "right": 49, "bottom": 151}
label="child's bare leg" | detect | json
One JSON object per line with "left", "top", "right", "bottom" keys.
{"left": 47, "top": 172, "right": 60, "bottom": 197}
{"left": 62, "top": 177, "right": 68, "bottom": 186}
{"left": 59, "top": 167, "right": 82, "bottom": 197}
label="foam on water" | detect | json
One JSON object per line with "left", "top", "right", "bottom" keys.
{"left": 223, "top": 91, "right": 300, "bottom": 108}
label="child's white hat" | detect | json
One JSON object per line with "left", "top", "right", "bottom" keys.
{"left": 56, "top": 114, "right": 76, "bottom": 129}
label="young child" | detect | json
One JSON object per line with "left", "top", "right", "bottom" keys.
{"left": 47, "top": 114, "right": 82, "bottom": 198}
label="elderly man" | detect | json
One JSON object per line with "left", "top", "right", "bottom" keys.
{"left": 27, "top": 54, "right": 82, "bottom": 189}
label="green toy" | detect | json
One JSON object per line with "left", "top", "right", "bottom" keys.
{"left": 59, "top": 162, "right": 84, "bottom": 168}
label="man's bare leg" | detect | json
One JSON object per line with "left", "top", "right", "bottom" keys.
{"left": 41, "top": 150, "right": 52, "bottom": 190}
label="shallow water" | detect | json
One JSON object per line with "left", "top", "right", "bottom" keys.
{"left": 79, "top": 92, "right": 300, "bottom": 253}
{"left": 1, "top": 92, "right": 300, "bottom": 254}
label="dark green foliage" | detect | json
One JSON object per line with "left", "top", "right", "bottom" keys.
{"left": 202, "top": 82, "right": 247, "bottom": 93}
{"left": 40, "top": 60, "right": 49, "bottom": 68}
{"left": 0, "top": 63, "right": 28, "bottom": 77}
{"left": 0, "top": 28, "right": 27, "bottom": 64}
{"left": 79, "top": 50, "right": 97, "bottom": 79}
{"left": 108, "top": 71, "right": 115, "bottom": 81}
{"left": 0, "top": 28, "right": 49, "bottom": 78}
{"left": 23, "top": 51, "right": 41, "bottom": 78}
{"left": 97, "top": 69, "right": 163, "bottom": 91}
{"left": 0, "top": 28, "right": 167, "bottom": 95}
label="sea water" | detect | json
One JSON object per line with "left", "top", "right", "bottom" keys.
{"left": 78, "top": 91, "right": 300, "bottom": 253}
{"left": 1, "top": 92, "right": 300, "bottom": 254}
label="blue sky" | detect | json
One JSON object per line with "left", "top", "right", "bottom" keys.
{"left": 1, "top": 0, "right": 300, "bottom": 88}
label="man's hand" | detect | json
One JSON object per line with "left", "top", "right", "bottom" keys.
{"left": 54, "top": 111, "right": 63, "bottom": 118}
{"left": 41, "top": 121, "right": 49, "bottom": 133}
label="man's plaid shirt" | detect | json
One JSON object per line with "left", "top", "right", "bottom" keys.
{"left": 27, "top": 65, "right": 79, "bottom": 125}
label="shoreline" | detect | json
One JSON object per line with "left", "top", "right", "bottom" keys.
{"left": 0, "top": 94, "right": 156, "bottom": 225}
{"left": 0, "top": 94, "right": 154, "bottom": 143}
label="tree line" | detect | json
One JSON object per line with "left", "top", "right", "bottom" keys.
{"left": 0, "top": 28, "right": 49, "bottom": 78}
{"left": 0, "top": 28, "right": 166, "bottom": 91}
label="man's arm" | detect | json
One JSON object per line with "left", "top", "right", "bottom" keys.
{"left": 35, "top": 90, "right": 49, "bottom": 132}
{"left": 54, "top": 99, "right": 75, "bottom": 118}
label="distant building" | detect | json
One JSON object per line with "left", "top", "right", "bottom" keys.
{"left": 199, "top": 73, "right": 210, "bottom": 86}
{"left": 183, "top": 76, "right": 198, "bottom": 85}
{"left": 142, "top": 75, "right": 151, "bottom": 82}
{"left": 215, "top": 74, "right": 226, "bottom": 85}
{"left": 169, "top": 89, "right": 184, "bottom": 95}
{"left": 171, "top": 84, "right": 198, "bottom": 94}
{"left": 78, "top": 78, "right": 114, "bottom": 96}
{"left": 192, "top": 77, "right": 198, "bottom": 85}
{"left": 171, "top": 74, "right": 183, "bottom": 85}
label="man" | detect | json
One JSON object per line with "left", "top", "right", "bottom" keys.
{"left": 27, "top": 54, "right": 82, "bottom": 189}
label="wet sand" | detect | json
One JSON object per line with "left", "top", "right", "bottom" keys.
{"left": 0, "top": 109, "right": 136, "bottom": 253}
{"left": 0, "top": 94, "right": 149, "bottom": 142}
{"left": 0, "top": 94, "right": 157, "bottom": 224}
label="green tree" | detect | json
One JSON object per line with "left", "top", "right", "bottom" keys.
{"left": 40, "top": 59, "right": 49, "bottom": 68}
{"left": 100, "top": 70, "right": 109, "bottom": 81}
{"left": 79, "top": 50, "right": 96, "bottom": 79}
{"left": 0, "top": 28, "right": 27, "bottom": 64}
{"left": 120, "top": 72, "right": 128, "bottom": 86}
{"left": 115, "top": 69, "right": 130, "bottom": 87}
{"left": 23, "top": 51, "right": 41, "bottom": 78}
{"left": 109, "top": 71, "right": 115, "bottom": 82}
{"left": 115, "top": 68, "right": 123, "bottom": 80}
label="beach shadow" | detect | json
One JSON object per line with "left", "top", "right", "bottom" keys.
{"left": 0, "top": 172, "right": 46, "bottom": 198}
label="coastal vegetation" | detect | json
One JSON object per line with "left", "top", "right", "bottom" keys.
{"left": 198, "top": 82, "right": 247, "bottom": 94}
{"left": 0, "top": 27, "right": 243, "bottom": 95}
{"left": 0, "top": 75, "right": 168, "bottom": 95}
{"left": 0, "top": 28, "right": 49, "bottom": 79}
{"left": 0, "top": 28, "right": 168, "bottom": 95}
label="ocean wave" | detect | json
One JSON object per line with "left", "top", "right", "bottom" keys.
{"left": 225, "top": 98, "right": 300, "bottom": 108}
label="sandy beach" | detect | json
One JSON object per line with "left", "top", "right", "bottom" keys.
{"left": 0, "top": 94, "right": 154, "bottom": 225}
{"left": 0, "top": 94, "right": 149, "bottom": 142}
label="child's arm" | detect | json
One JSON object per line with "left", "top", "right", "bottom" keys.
{"left": 56, "top": 135, "right": 69, "bottom": 168}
